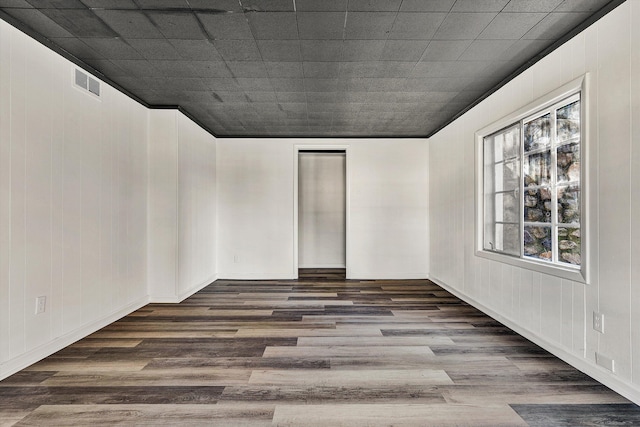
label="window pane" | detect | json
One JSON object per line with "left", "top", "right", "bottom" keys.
{"left": 558, "top": 226, "right": 581, "bottom": 265}
{"left": 557, "top": 142, "right": 580, "bottom": 183}
{"left": 524, "top": 226, "right": 552, "bottom": 261}
{"left": 524, "top": 187, "right": 552, "bottom": 223}
{"left": 524, "top": 113, "right": 551, "bottom": 152}
{"left": 557, "top": 100, "right": 580, "bottom": 143}
{"left": 524, "top": 151, "right": 551, "bottom": 187}
{"left": 496, "top": 192, "right": 519, "bottom": 223}
{"left": 558, "top": 185, "right": 580, "bottom": 224}
{"left": 487, "top": 223, "right": 519, "bottom": 255}
{"left": 503, "top": 125, "right": 520, "bottom": 160}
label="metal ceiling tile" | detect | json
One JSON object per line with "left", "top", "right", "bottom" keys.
{"left": 245, "top": 91, "right": 277, "bottom": 102}
{"left": 276, "top": 92, "right": 307, "bottom": 102}
{"left": 300, "top": 40, "right": 343, "bottom": 61}
{"left": 296, "top": 12, "right": 346, "bottom": 39}
{"left": 399, "top": 0, "right": 456, "bottom": 12}
{"left": 26, "top": 0, "right": 84, "bottom": 7}
{"left": 380, "top": 39, "right": 429, "bottom": 61}
{"left": 226, "top": 60, "right": 269, "bottom": 77}
{"left": 134, "top": 0, "right": 189, "bottom": 9}
{"left": 345, "top": 12, "right": 396, "bottom": 39}
{"left": 256, "top": 40, "right": 301, "bottom": 61}
{"left": 110, "top": 59, "right": 162, "bottom": 77}
{"left": 147, "top": 12, "right": 206, "bottom": 39}
{"left": 169, "top": 39, "right": 222, "bottom": 61}
{"left": 270, "top": 77, "right": 305, "bottom": 91}
{"left": 523, "top": 11, "right": 590, "bottom": 39}
{"left": 39, "top": 8, "right": 117, "bottom": 37}
{"left": 458, "top": 39, "right": 516, "bottom": 60}
{"left": 240, "top": 0, "right": 293, "bottom": 12}
{"left": 388, "top": 12, "right": 447, "bottom": 39}
{"left": 197, "top": 12, "right": 253, "bottom": 39}
{"left": 48, "top": 36, "right": 97, "bottom": 57}
{"left": 295, "top": 0, "right": 346, "bottom": 11}
{"left": 2, "top": 8, "right": 73, "bottom": 37}
{"left": 503, "top": 0, "right": 563, "bottom": 12}
{"left": 188, "top": 60, "right": 233, "bottom": 77}
{"left": 214, "top": 39, "right": 262, "bottom": 60}
{"left": 555, "top": 0, "right": 610, "bottom": 11}
{"left": 341, "top": 40, "right": 385, "bottom": 61}
{"left": 367, "top": 78, "right": 407, "bottom": 91}
{"left": 303, "top": 62, "right": 340, "bottom": 78}
{"left": 304, "top": 78, "right": 339, "bottom": 92}
{"left": 420, "top": 39, "right": 473, "bottom": 60}
{"left": 236, "top": 77, "right": 274, "bottom": 91}
{"left": 348, "top": 0, "right": 402, "bottom": 11}
{"left": 188, "top": 0, "right": 243, "bottom": 11}
{"left": 82, "top": 37, "right": 142, "bottom": 59}
{"left": 451, "top": 0, "right": 510, "bottom": 12}
{"left": 265, "top": 61, "right": 304, "bottom": 78}
{"left": 128, "top": 38, "right": 181, "bottom": 60}
{"left": 478, "top": 12, "right": 546, "bottom": 39}
{"left": 93, "top": 10, "right": 163, "bottom": 39}
{"left": 0, "top": 0, "right": 34, "bottom": 6}
{"left": 247, "top": 11, "right": 298, "bottom": 39}
{"left": 203, "top": 78, "right": 242, "bottom": 91}
{"left": 79, "top": 0, "right": 137, "bottom": 8}
{"left": 433, "top": 12, "right": 497, "bottom": 39}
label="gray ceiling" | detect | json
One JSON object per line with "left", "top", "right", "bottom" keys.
{"left": 0, "top": 0, "right": 621, "bottom": 137}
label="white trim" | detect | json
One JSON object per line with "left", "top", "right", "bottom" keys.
{"left": 429, "top": 274, "right": 640, "bottom": 406}
{"left": 299, "top": 264, "right": 346, "bottom": 269}
{"left": 349, "top": 273, "right": 428, "bottom": 280}
{"left": 218, "top": 272, "right": 296, "bottom": 280}
{"left": 475, "top": 75, "right": 589, "bottom": 284}
{"left": 149, "top": 274, "right": 218, "bottom": 304}
{"left": 293, "top": 144, "right": 350, "bottom": 280}
{"left": 0, "top": 296, "right": 148, "bottom": 381}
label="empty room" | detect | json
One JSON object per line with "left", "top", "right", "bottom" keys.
{"left": 1, "top": 0, "right": 640, "bottom": 425}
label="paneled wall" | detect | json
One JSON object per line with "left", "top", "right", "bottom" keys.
{"left": 0, "top": 20, "right": 149, "bottom": 378}
{"left": 429, "top": 1, "right": 640, "bottom": 403}
{"left": 216, "top": 139, "right": 429, "bottom": 280}
{"left": 148, "top": 111, "right": 217, "bottom": 302}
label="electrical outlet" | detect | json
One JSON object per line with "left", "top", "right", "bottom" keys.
{"left": 35, "top": 296, "right": 46, "bottom": 314}
{"left": 234, "top": 255, "right": 240, "bottom": 263}
{"left": 593, "top": 312, "right": 604, "bottom": 333}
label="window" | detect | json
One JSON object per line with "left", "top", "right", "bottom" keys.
{"left": 477, "top": 77, "right": 586, "bottom": 282}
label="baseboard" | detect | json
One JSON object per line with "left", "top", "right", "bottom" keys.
{"left": 428, "top": 275, "right": 640, "bottom": 406}
{"left": 149, "top": 274, "right": 217, "bottom": 303}
{"left": 347, "top": 272, "right": 428, "bottom": 280}
{"left": 218, "top": 272, "right": 295, "bottom": 280}
{"left": 0, "top": 296, "right": 149, "bottom": 381}
{"left": 176, "top": 274, "right": 217, "bottom": 302}
{"left": 299, "top": 264, "right": 346, "bottom": 269}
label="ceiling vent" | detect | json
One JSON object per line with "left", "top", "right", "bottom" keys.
{"left": 74, "top": 69, "right": 100, "bottom": 97}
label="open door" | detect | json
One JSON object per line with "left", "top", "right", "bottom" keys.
{"left": 298, "top": 151, "right": 346, "bottom": 271}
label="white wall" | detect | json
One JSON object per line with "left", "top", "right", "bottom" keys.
{"left": 148, "top": 110, "right": 216, "bottom": 302}
{"left": 429, "top": 0, "right": 640, "bottom": 404}
{"left": 299, "top": 152, "right": 346, "bottom": 268}
{"left": 216, "top": 138, "right": 429, "bottom": 280}
{"left": 0, "top": 19, "right": 149, "bottom": 379}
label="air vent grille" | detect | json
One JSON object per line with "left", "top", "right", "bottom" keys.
{"left": 74, "top": 69, "right": 100, "bottom": 98}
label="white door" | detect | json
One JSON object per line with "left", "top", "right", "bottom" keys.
{"left": 298, "top": 152, "right": 346, "bottom": 268}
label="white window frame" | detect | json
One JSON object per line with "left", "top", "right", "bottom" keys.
{"left": 475, "top": 75, "right": 589, "bottom": 284}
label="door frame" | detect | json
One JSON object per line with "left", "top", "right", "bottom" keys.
{"left": 293, "top": 145, "right": 350, "bottom": 279}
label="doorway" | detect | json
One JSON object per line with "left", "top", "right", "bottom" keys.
{"left": 297, "top": 150, "right": 346, "bottom": 276}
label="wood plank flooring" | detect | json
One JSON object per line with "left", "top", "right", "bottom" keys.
{"left": 2, "top": 269, "right": 639, "bottom": 426}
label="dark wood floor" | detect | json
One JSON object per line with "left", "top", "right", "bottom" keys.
{"left": 2, "top": 269, "right": 639, "bottom": 426}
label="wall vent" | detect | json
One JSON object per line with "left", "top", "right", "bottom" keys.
{"left": 74, "top": 69, "right": 100, "bottom": 97}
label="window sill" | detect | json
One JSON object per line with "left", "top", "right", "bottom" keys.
{"left": 475, "top": 249, "right": 587, "bottom": 284}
